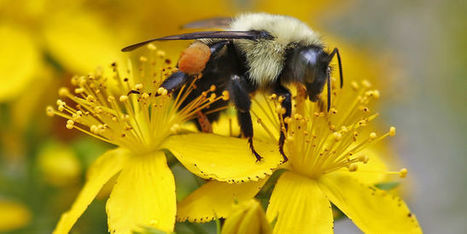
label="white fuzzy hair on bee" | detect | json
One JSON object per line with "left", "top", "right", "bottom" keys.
{"left": 122, "top": 13, "right": 343, "bottom": 162}
{"left": 231, "top": 13, "right": 323, "bottom": 87}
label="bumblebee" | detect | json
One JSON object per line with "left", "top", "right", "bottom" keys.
{"left": 123, "top": 13, "right": 343, "bottom": 162}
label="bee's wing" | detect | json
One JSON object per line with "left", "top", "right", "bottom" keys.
{"left": 122, "top": 30, "right": 273, "bottom": 52}
{"left": 182, "top": 17, "right": 233, "bottom": 29}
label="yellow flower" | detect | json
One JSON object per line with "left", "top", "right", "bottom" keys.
{"left": 0, "top": 0, "right": 121, "bottom": 102}
{"left": 222, "top": 199, "right": 271, "bottom": 234}
{"left": 47, "top": 47, "right": 282, "bottom": 234}
{"left": 173, "top": 80, "right": 422, "bottom": 233}
{"left": 37, "top": 141, "right": 82, "bottom": 187}
{"left": 0, "top": 200, "right": 31, "bottom": 232}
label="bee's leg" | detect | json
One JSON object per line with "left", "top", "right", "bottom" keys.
{"left": 158, "top": 71, "right": 190, "bottom": 94}
{"left": 273, "top": 85, "right": 291, "bottom": 163}
{"left": 229, "top": 74, "right": 262, "bottom": 162}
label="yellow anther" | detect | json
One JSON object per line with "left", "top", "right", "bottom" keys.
{"left": 90, "top": 125, "right": 98, "bottom": 134}
{"left": 399, "top": 168, "right": 408, "bottom": 178}
{"left": 157, "top": 87, "right": 168, "bottom": 96}
{"left": 141, "top": 93, "right": 150, "bottom": 99}
{"left": 351, "top": 81, "right": 359, "bottom": 90}
{"left": 157, "top": 50, "right": 166, "bottom": 58}
{"left": 209, "top": 93, "right": 216, "bottom": 102}
{"left": 358, "top": 155, "right": 370, "bottom": 164}
{"left": 277, "top": 107, "right": 286, "bottom": 115}
{"left": 358, "top": 120, "right": 367, "bottom": 126}
{"left": 58, "top": 87, "right": 69, "bottom": 96}
{"left": 74, "top": 88, "right": 84, "bottom": 94}
{"left": 135, "top": 83, "right": 143, "bottom": 90}
{"left": 348, "top": 163, "right": 358, "bottom": 172}
{"left": 94, "top": 106, "right": 103, "bottom": 114}
{"left": 222, "top": 90, "right": 229, "bottom": 100}
{"left": 362, "top": 80, "right": 371, "bottom": 88}
{"left": 333, "top": 132, "right": 342, "bottom": 141}
{"left": 269, "top": 94, "right": 277, "bottom": 100}
{"left": 369, "top": 132, "right": 377, "bottom": 139}
{"left": 119, "top": 95, "right": 128, "bottom": 102}
{"left": 66, "top": 120, "right": 74, "bottom": 129}
{"left": 147, "top": 43, "right": 157, "bottom": 50}
{"left": 86, "top": 95, "right": 95, "bottom": 102}
{"left": 210, "top": 85, "right": 216, "bottom": 92}
{"left": 46, "top": 106, "right": 55, "bottom": 117}
{"left": 170, "top": 124, "right": 180, "bottom": 133}
{"left": 79, "top": 77, "right": 86, "bottom": 86}
{"left": 284, "top": 117, "right": 292, "bottom": 124}
{"left": 294, "top": 113, "right": 303, "bottom": 120}
{"left": 353, "top": 131, "right": 359, "bottom": 137}
{"left": 373, "top": 90, "right": 380, "bottom": 99}
{"left": 139, "top": 56, "right": 148, "bottom": 62}
{"left": 107, "top": 96, "right": 115, "bottom": 102}
{"left": 278, "top": 96, "right": 285, "bottom": 103}
{"left": 71, "top": 76, "right": 79, "bottom": 86}
{"left": 330, "top": 108, "right": 338, "bottom": 114}
{"left": 389, "top": 127, "right": 396, "bottom": 136}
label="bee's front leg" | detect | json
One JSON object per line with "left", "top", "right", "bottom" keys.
{"left": 273, "top": 85, "right": 291, "bottom": 163}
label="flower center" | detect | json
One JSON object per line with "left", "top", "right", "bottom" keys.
{"left": 47, "top": 45, "right": 227, "bottom": 154}
{"left": 251, "top": 80, "right": 406, "bottom": 179}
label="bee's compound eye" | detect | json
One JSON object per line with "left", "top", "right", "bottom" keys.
{"left": 178, "top": 42, "right": 211, "bottom": 75}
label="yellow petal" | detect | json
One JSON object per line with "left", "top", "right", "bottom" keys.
{"left": 43, "top": 11, "right": 120, "bottom": 73}
{"left": 0, "top": 200, "right": 31, "bottom": 232}
{"left": 163, "top": 133, "right": 282, "bottom": 183}
{"left": 318, "top": 173, "right": 422, "bottom": 233}
{"left": 266, "top": 172, "right": 333, "bottom": 234}
{"left": 222, "top": 199, "right": 272, "bottom": 234}
{"left": 0, "top": 25, "right": 39, "bottom": 102}
{"left": 107, "top": 151, "right": 176, "bottom": 233}
{"left": 54, "top": 148, "right": 128, "bottom": 234}
{"left": 177, "top": 179, "right": 266, "bottom": 223}
{"left": 211, "top": 112, "right": 241, "bottom": 137}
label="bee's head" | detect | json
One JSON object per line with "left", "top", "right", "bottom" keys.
{"left": 283, "top": 45, "right": 334, "bottom": 101}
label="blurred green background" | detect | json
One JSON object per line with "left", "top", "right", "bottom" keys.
{"left": 0, "top": 0, "right": 465, "bottom": 233}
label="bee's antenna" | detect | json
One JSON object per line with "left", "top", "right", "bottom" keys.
{"left": 336, "top": 48, "right": 343, "bottom": 88}
{"left": 329, "top": 48, "right": 344, "bottom": 88}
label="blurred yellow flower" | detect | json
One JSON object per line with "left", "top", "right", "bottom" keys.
{"left": 38, "top": 141, "right": 82, "bottom": 187}
{"left": 222, "top": 199, "right": 271, "bottom": 234}
{"left": 48, "top": 47, "right": 281, "bottom": 233}
{"left": 0, "top": 200, "right": 31, "bottom": 232}
{"left": 0, "top": 0, "right": 121, "bottom": 102}
{"left": 174, "top": 80, "right": 421, "bottom": 233}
